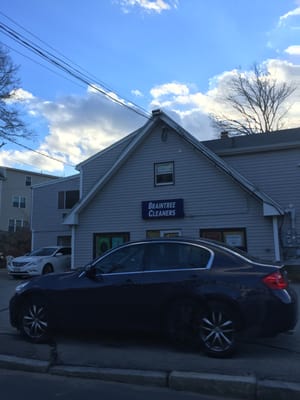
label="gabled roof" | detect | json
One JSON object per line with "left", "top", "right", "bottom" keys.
{"left": 64, "top": 110, "right": 284, "bottom": 225}
{"left": 32, "top": 173, "right": 80, "bottom": 189}
{"left": 203, "top": 126, "right": 300, "bottom": 156}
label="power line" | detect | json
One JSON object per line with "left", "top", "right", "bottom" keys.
{"left": 0, "top": 11, "right": 116, "bottom": 94}
{"left": 1, "top": 135, "right": 76, "bottom": 167}
{"left": 3, "top": 42, "right": 87, "bottom": 91}
{"left": 0, "top": 15, "right": 151, "bottom": 119}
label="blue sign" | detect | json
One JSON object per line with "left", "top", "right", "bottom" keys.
{"left": 142, "top": 199, "right": 184, "bottom": 219}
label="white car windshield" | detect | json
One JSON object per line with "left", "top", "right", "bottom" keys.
{"left": 29, "top": 248, "right": 57, "bottom": 257}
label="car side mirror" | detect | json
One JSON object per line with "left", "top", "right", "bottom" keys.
{"left": 56, "top": 252, "right": 63, "bottom": 257}
{"left": 85, "top": 265, "right": 99, "bottom": 280}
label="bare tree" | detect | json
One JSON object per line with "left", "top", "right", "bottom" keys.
{"left": 210, "top": 63, "right": 296, "bottom": 136}
{"left": 0, "top": 44, "right": 31, "bottom": 147}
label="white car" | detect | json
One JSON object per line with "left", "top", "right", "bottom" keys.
{"left": 7, "top": 246, "right": 71, "bottom": 278}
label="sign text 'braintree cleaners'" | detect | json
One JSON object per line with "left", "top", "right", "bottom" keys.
{"left": 142, "top": 199, "right": 184, "bottom": 219}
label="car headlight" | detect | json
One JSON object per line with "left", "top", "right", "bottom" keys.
{"left": 26, "top": 261, "right": 38, "bottom": 267}
{"left": 15, "top": 281, "right": 30, "bottom": 293}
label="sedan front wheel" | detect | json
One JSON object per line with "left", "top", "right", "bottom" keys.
{"left": 20, "top": 300, "right": 50, "bottom": 343}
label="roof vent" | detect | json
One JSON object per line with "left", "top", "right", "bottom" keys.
{"left": 152, "top": 109, "right": 161, "bottom": 116}
{"left": 220, "top": 131, "right": 229, "bottom": 139}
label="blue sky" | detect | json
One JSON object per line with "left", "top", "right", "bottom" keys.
{"left": 0, "top": 0, "right": 300, "bottom": 176}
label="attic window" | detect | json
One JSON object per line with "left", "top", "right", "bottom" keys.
{"left": 154, "top": 162, "right": 174, "bottom": 186}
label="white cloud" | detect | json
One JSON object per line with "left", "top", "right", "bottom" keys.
{"left": 150, "top": 82, "right": 190, "bottom": 98}
{"left": 0, "top": 89, "right": 145, "bottom": 175}
{"left": 2, "top": 60, "right": 300, "bottom": 176}
{"left": 131, "top": 89, "right": 143, "bottom": 97}
{"left": 116, "top": 0, "right": 178, "bottom": 14}
{"left": 10, "top": 88, "right": 35, "bottom": 101}
{"left": 279, "top": 6, "right": 300, "bottom": 26}
{"left": 149, "top": 60, "right": 300, "bottom": 140}
{"left": 285, "top": 45, "right": 300, "bottom": 55}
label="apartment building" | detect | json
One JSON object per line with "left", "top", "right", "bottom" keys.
{"left": 0, "top": 167, "right": 58, "bottom": 232}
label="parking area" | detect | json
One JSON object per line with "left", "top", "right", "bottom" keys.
{"left": 1, "top": 268, "right": 300, "bottom": 384}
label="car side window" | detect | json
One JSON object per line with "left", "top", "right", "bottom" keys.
{"left": 143, "top": 243, "right": 211, "bottom": 271}
{"left": 144, "top": 243, "right": 179, "bottom": 270}
{"left": 60, "top": 248, "right": 71, "bottom": 255}
{"left": 94, "top": 244, "right": 145, "bottom": 274}
{"left": 185, "top": 245, "right": 211, "bottom": 268}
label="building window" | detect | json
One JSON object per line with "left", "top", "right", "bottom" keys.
{"left": 93, "top": 232, "right": 130, "bottom": 258}
{"left": 25, "top": 176, "right": 32, "bottom": 186}
{"left": 58, "top": 190, "right": 79, "bottom": 209}
{"left": 154, "top": 162, "right": 174, "bottom": 186}
{"left": 57, "top": 236, "right": 72, "bottom": 246}
{"left": 200, "top": 228, "right": 247, "bottom": 251}
{"left": 12, "top": 196, "right": 26, "bottom": 208}
{"left": 147, "top": 229, "right": 182, "bottom": 238}
{"left": 8, "top": 219, "right": 28, "bottom": 232}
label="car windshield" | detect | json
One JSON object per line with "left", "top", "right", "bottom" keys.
{"left": 29, "top": 248, "right": 57, "bottom": 257}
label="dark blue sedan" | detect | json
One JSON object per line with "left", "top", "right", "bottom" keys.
{"left": 9, "top": 238, "right": 298, "bottom": 357}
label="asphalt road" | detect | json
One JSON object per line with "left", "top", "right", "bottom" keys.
{"left": 1, "top": 268, "right": 300, "bottom": 399}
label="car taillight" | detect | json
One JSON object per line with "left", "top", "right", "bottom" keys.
{"left": 263, "top": 271, "right": 288, "bottom": 290}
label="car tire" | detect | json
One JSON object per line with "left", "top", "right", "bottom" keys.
{"left": 197, "top": 301, "right": 238, "bottom": 358}
{"left": 43, "top": 263, "right": 53, "bottom": 274}
{"left": 166, "top": 299, "right": 200, "bottom": 347}
{"left": 19, "top": 299, "right": 51, "bottom": 343}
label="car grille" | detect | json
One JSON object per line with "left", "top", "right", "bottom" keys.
{"left": 12, "top": 261, "right": 28, "bottom": 267}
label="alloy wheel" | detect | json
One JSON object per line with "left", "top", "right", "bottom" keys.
{"left": 199, "top": 307, "right": 236, "bottom": 356}
{"left": 22, "top": 303, "right": 49, "bottom": 342}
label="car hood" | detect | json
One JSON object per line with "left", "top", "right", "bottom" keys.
{"left": 19, "top": 270, "right": 80, "bottom": 291}
{"left": 12, "top": 255, "right": 48, "bottom": 263}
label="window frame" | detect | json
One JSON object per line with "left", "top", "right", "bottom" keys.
{"left": 25, "top": 176, "right": 32, "bottom": 186}
{"left": 58, "top": 190, "right": 79, "bottom": 209}
{"left": 12, "top": 195, "right": 26, "bottom": 208}
{"left": 8, "top": 218, "right": 28, "bottom": 232}
{"left": 154, "top": 162, "right": 174, "bottom": 186}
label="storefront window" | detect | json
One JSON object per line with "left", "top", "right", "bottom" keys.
{"left": 200, "top": 228, "right": 247, "bottom": 251}
{"left": 94, "top": 232, "right": 130, "bottom": 258}
{"left": 146, "top": 229, "right": 182, "bottom": 238}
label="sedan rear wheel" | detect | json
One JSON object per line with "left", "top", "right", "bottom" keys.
{"left": 198, "top": 302, "right": 238, "bottom": 358}
{"left": 43, "top": 263, "right": 53, "bottom": 274}
{"left": 20, "top": 301, "right": 50, "bottom": 343}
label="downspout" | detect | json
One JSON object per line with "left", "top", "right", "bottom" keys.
{"left": 272, "top": 216, "right": 281, "bottom": 262}
{"left": 71, "top": 225, "right": 76, "bottom": 270}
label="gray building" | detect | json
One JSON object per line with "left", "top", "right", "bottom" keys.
{"left": 31, "top": 110, "right": 300, "bottom": 269}
{"left": 31, "top": 174, "right": 80, "bottom": 249}
{"left": 0, "top": 167, "right": 58, "bottom": 233}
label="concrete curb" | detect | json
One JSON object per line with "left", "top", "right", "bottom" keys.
{"left": 169, "top": 371, "right": 256, "bottom": 399}
{"left": 0, "top": 354, "right": 49, "bottom": 373}
{"left": 50, "top": 365, "right": 167, "bottom": 387}
{"left": 1, "top": 355, "right": 300, "bottom": 399}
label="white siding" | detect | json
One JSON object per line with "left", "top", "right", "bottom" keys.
{"left": 73, "top": 123, "right": 272, "bottom": 267}
{"left": 222, "top": 148, "right": 300, "bottom": 257}
{"left": 80, "top": 134, "right": 137, "bottom": 197}
{"left": 31, "top": 176, "right": 79, "bottom": 249}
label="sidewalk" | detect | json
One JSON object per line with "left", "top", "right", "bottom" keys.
{"left": 0, "top": 329, "right": 300, "bottom": 399}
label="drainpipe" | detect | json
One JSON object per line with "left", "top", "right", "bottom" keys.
{"left": 272, "top": 216, "right": 281, "bottom": 262}
{"left": 71, "top": 225, "right": 76, "bottom": 270}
